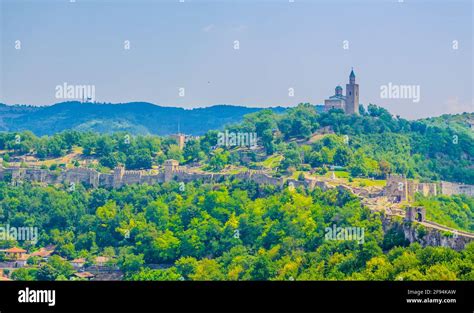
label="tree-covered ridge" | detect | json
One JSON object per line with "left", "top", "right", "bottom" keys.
{"left": 419, "top": 112, "right": 473, "bottom": 139}
{"left": 231, "top": 104, "right": 473, "bottom": 184}
{"left": 0, "top": 104, "right": 472, "bottom": 184}
{"left": 0, "top": 102, "right": 286, "bottom": 136}
{"left": 1, "top": 181, "right": 472, "bottom": 281}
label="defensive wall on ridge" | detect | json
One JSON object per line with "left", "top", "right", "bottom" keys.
{"left": 0, "top": 160, "right": 329, "bottom": 191}
{"left": 1, "top": 162, "right": 472, "bottom": 199}
{"left": 1, "top": 161, "right": 473, "bottom": 248}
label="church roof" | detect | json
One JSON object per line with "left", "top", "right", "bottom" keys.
{"left": 350, "top": 69, "right": 355, "bottom": 78}
{"left": 328, "top": 94, "right": 346, "bottom": 100}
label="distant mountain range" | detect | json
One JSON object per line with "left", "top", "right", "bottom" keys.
{"left": 0, "top": 102, "right": 291, "bottom": 136}
{"left": 2, "top": 102, "right": 469, "bottom": 137}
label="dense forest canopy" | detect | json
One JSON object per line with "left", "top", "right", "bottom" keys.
{"left": 1, "top": 180, "right": 473, "bottom": 281}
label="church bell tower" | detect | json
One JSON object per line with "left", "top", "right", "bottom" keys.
{"left": 345, "top": 68, "right": 359, "bottom": 115}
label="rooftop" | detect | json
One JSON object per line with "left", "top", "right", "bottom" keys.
{"left": 3, "top": 247, "right": 27, "bottom": 253}
{"left": 74, "top": 272, "right": 95, "bottom": 279}
{"left": 31, "top": 248, "right": 54, "bottom": 258}
{"left": 328, "top": 94, "right": 346, "bottom": 101}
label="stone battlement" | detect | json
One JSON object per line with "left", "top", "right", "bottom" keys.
{"left": 2, "top": 165, "right": 473, "bottom": 200}
{"left": 385, "top": 174, "right": 472, "bottom": 202}
{"left": 0, "top": 161, "right": 329, "bottom": 192}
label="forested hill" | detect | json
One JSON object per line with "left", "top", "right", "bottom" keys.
{"left": 0, "top": 102, "right": 287, "bottom": 136}
{"left": 226, "top": 104, "right": 473, "bottom": 184}
{"left": 420, "top": 113, "right": 474, "bottom": 139}
{"left": 0, "top": 101, "right": 472, "bottom": 183}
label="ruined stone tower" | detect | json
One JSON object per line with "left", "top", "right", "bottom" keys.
{"left": 113, "top": 165, "right": 125, "bottom": 188}
{"left": 405, "top": 206, "right": 426, "bottom": 223}
{"left": 164, "top": 159, "right": 179, "bottom": 182}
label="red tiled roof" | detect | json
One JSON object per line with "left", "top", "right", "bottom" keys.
{"left": 74, "top": 272, "right": 95, "bottom": 278}
{"left": 31, "top": 248, "right": 53, "bottom": 258}
{"left": 71, "top": 258, "right": 86, "bottom": 263}
{"left": 4, "top": 247, "right": 26, "bottom": 253}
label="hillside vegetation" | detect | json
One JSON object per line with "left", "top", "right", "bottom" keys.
{"left": 414, "top": 194, "right": 474, "bottom": 232}
{"left": 1, "top": 103, "right": 472, "bottom": 184}
{"left": 2, "top": 181, "right": 473, "bottom": 281}
{"left": 0, "top": 104, "right": 473, "bottom": 281}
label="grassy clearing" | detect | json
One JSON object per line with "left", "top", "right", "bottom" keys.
{"left": 258, "top": 154, "right": 283, "bottom": 169}
{"left": 353, "top": 178, "right": 386, "bottom": 187}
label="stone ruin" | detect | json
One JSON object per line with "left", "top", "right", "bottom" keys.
{"left": 2, "top": 164, "right": 472, "bottom": 201}
{"left": 440, "top": 181, "right": 474, "bottom": 197}
{"left": 0, "top": 161, "right": 330, "bottom": 192}
{"left": 385, "top": 174, "right": 438, "bottom": 203}
{"left": 405, "top": 206, "right": 426, "bottom": 223}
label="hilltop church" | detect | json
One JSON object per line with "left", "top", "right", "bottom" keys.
{"left": 324, "top": 69, "right": 359, "bottom": 115}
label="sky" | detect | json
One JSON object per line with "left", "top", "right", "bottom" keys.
{"left": 0, "top": 0, "right": 472, "bottom": 119}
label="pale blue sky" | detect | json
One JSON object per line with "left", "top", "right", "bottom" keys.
{"left": 0, "top": 0, "right": 472, "bottom": 119}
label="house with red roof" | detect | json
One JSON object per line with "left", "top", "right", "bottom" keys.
{"left": 30, "top": 246, "right": 55, "bottom": 260}
{"left": 0, "top": 247, "right": 29, "bottom": 268}
{"left": 1, "top": 247, "right": 27, "bottom": 260}
{"left": 74, "top": 271, "right": 95, "bottom": 280}
{"left": 71, "top": 258, "right": 86, "bottom": 269}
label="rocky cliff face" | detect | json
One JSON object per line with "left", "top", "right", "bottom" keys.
{"left": 381, "top": 215, "right": 471, "bottom": 251}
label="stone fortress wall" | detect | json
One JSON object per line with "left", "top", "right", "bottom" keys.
{"left": 384, "top": 174, "right": 473, "bottom": 202}
{"left": 0, "top": 160, "right": 324, "bottom": 191}
{"left": 384, "top": 174, "right": 437, "bottom": 202}
{"left": 440, "top": 181, "right": 474, "bottom": 197}
{"left": 1, "top": 162, "right": 472, "bottom": 200}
